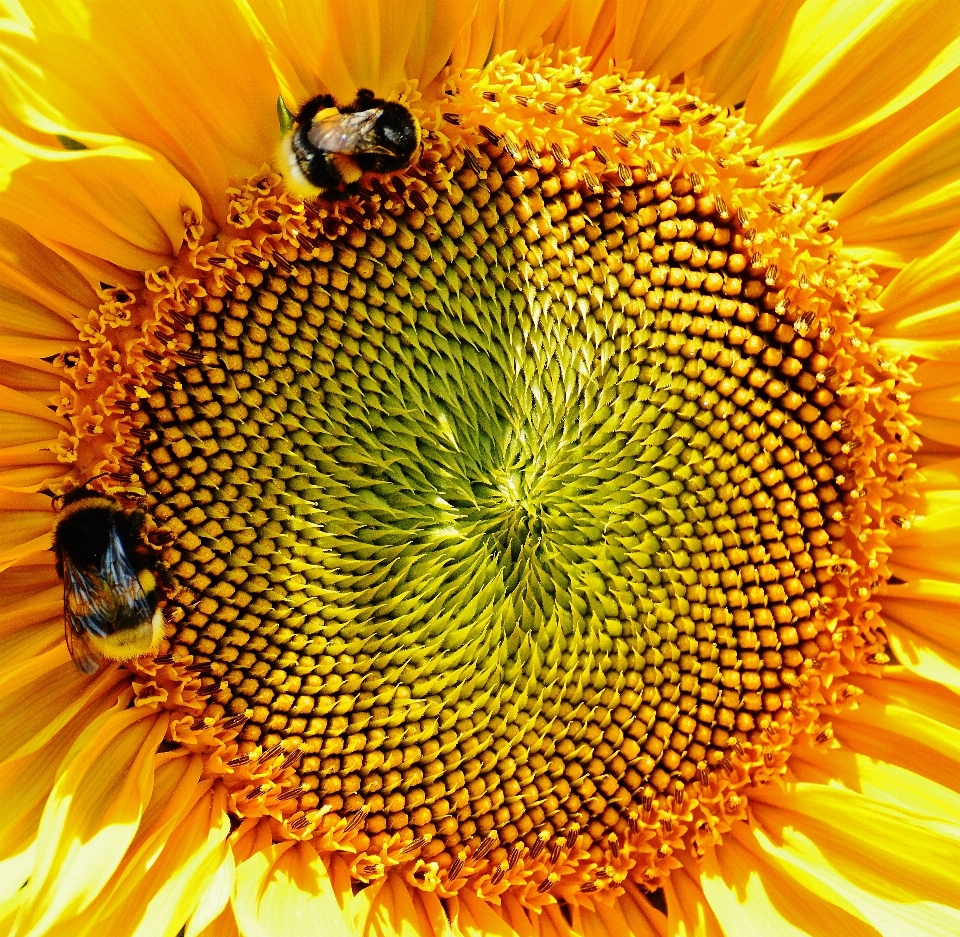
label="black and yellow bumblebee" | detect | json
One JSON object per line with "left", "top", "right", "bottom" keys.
{"left": 278, "top": 88, "right": 421, "bottom": 199}
{"left": 52, "top": 485, "right": 164, "bottom": 674}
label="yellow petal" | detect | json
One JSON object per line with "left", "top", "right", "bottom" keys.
{"left": 192, "top": 909, "right": 241, "bottom": 937}
{"left": 404, "top": 1, "right": 486, "bottom": 92}
{"left": 451, "top": 890, "right": 526, "bottom": 937}
{"left": 0, "top": 387, "right": 67, "bottom": 495}
{"left": 790, "top": 681, "right": 960, "bottom": 804}
{"left": 0, "top": 667, "right": 127, "bottom": 869}
{"left": 239, "top": 0, "right": 432, "bottom": 108}
{"left": 13, "top": 705, "right": 169, "bottom": 937}
{"left": 0, "top": 217, "right": 94, "bottom": 331}
{"left": 832, "top": 105, "right": 960, "bottom": 267}
{"left": 84, "top": 779, "right": 231, "bottom": 937}
{"left": 541, "top": 0, "right": 615, "bottom": 67}
{"left": 613, "top": 0, "right": 769, "bottom": 86}
{"left": 232, "top": 840, "right": 355, "bottom": 937}
{"left": 356, "top": 873, "right": 452, "bottom": 937}
{"left": 888, "top": 487, "right": 960, "bottom": 580}
{"left": 0, "top": 844, "right": 34, "bottom": 918}
{"left": 501, "top": 897, "right": 542, "bottom": 937}
{"left": 793, "top": 720, "right": 960, "bottom": 820}
{"left": 663, "top": 862, "right": 724, "bottom": 937}
{"left": 872, "top": 228, "right": 960, "bottom": 359}
{"left": 700, "top": 830, "right": 881, "bottom": 937}
{"left": 571, "top": 881, "right": 667, "bottom": 936}
{"left": 2, "top": 0, "right": 279, "bottom": 224}
{"left": 747, "top": 0, "right": 960, "bottom": 156}
{"left": 750, "top": 781, "right": 960, "bottom": 937}
{"left": 448, "top": 0, "right": 500, "bottom": 74}
{"left": 911, "top": 362, "right": 960, "bottom": 451}
{"left": 882, "top": 579, "right": 960, "bottom": 691}
{"left": 689, "top": 1, "right": 804, "bottom": 109}
{"left": 803, "top": 65, "right": 960, "bottom": 192}
{"left": 186, "top": 846, "right": 236, "bottom": 937}
{"left": 0, "top": 647, "right": 129, "bottom": 763}
{"left": 0, "top": 131, "right": 202, "bottom": 272}
{"left": 836, "top": 670, "right": 960, "bottom": 794}
{"left": 0, "top": 579, "right": 60, "bottom": 666}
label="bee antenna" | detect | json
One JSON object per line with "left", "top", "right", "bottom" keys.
{"left": 80, "top": 471, "right": 115, "bottom": 490}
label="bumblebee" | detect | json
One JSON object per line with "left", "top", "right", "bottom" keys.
{"left": 279, "top": 88, "right": 421, "bottom": 199}
{"left": 52, "top": 485, "right": 164, "bottom": 674}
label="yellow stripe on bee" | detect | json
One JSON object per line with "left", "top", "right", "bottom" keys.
{"left": 330, "top": 153, "right": 363, "bottom": 184}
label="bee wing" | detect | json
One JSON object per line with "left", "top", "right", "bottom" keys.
{"left": 62, "top": 553, "right": 114, "bottom": 636}
{"left": 307, "top": 109, "right": 385, "bottom": 155}
{"left": 61, "top": 558, "right": 107, "bottom": 674}
{"left": 100, "top": 525, "right": 154, "bottom": 629}
{"left": 64, "top": 615, "right": 103, "bottom": 674}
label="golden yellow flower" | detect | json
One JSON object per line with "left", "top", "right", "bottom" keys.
{"left": 2, "top": 1, "right": 960, "bottom": 935}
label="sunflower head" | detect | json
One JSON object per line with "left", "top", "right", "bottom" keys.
{"left": 4, "top": 5, "right": 959, "bottom": 937}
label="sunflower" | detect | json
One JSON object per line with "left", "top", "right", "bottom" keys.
{"left": 2, "top": 1, "right": 960, "bottom": 935}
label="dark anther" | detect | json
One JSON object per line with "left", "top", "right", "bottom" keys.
{"left": 537, "top": 875, "right": 558, "bottom": 894}
{"left": 478, "top": 124, "right": 501, "bottom": 146}
{"left": 529, "top": 831, "right": 549, "bottom": 860}
{"left": 409, "top": 189, "right": 429, "bottom": 212}
{"left": 279, "top": 747, "right": 304, "bottom": 770}
{"left": 464, "top": 150, "right": 484, "bottom": 175}
{"left": 344, "top": 807, "right": 369, "bottom": 834}
{"left": 257, "top": 742, "right": 284, "bottom": 764}
{"left": 474, "top": 833, "right": 497, "bottom": 861}
{"left": 442, "top": 112, "right": 462, "bottom": 125}
{"left": 401, "top": 835, "right": 429, "bottom": 855}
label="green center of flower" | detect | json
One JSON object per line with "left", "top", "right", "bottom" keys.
{"left": 67, "top": 55, "right": 913, "bottom": 892}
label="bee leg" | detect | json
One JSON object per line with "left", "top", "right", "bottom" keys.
{"left": 296, "top": 93, "right": 336, "bottom": 120}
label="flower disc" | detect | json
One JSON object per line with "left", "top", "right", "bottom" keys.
{"left": 63, "top": 53, "right": 915, "bottom": 897}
